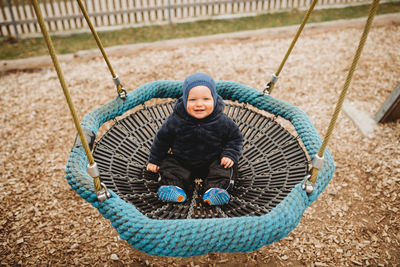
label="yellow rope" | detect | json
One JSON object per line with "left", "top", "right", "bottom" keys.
{"left": 31, "top": 0, "right": 102, "bottom": 192}
{"left": 267, "top": 0, "right": 318, "bottom": 94}
{"left": 76, "top": 0, "right": 125, "bottom": 97}
{"left": 310, "top": 0, "right": 380, "bottom": 183}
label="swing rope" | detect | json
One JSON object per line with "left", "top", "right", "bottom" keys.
{"left": 265, "top": 0, "right": 318, "bottom": 94}
{"left": 309, "top": 0, "right": 380, "bottom": 183}
{"left": 76, "top": 0, "right": 127, "bottom": 100}
{"left": 31, "top": 0, "right": 109, "bottom": 200}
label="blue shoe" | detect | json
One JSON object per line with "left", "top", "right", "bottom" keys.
{"left": 203, "top": 188, "right": 230, "bottom": 205}
{"left": 157, "top": 185, "right": 187, "bottom": 203}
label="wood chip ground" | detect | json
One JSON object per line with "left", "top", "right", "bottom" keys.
{"left": 0, "top": 14, "right": 399, "bottom": 266}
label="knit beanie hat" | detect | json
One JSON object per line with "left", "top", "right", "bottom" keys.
{"left": 182, "top": 72, "right": 217, "bottom": 109}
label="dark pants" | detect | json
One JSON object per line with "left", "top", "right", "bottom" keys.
{"left": 159, "top": 155, "right": 236, "bottom": 196}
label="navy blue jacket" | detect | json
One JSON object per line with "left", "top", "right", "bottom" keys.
{"left": 148, "top": 96, "right": 243, "bottom": 166}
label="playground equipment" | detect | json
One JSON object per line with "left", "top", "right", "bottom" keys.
{"left": 375, "top": 83, "right": 400, "bottom": 123}
{"left": 31, "top": 0, "right": 380, "bottom": 257}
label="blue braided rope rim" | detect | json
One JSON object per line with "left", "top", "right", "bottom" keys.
{"left": 65, "top": 80, "right": 335, "bottom": 257}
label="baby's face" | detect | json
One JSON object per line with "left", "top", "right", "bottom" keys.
{"left": 186, "top": 85, "right": 214, "bottom": 119}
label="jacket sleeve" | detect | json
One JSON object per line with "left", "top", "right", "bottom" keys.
{"left": 148, "top": 116, "right": 175, "bottom": 166}
{"left": 221, "top": 118, "right": 243, "bottom": 164}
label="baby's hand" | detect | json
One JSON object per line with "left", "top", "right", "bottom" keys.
{"left": 220, "top": 157, "right": 234, "bottom": 168}
{"left": 147, "top": 163, "right": 160, "bottom": 173}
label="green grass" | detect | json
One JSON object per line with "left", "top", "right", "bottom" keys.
{"left": 1, "top": 1, "right": 399, "bottom": 60}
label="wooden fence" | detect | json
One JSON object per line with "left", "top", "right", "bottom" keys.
{"left": 0, "top": 0, "right": 368, "bottom": 37}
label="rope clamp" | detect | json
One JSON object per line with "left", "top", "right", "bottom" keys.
{"left": 301, "top": 174, "right": 314, "bottom": 194}
{"left": 262, "top": 74, "right": 279, "bottom": 96}
{"left": 87, "top": 163, "right": 111, "bottom": 201}
{"left": 312, "top": 155, "right": 324, "bottom": 170}
{"left": 113, "top": 75, "right": 121, "bottom": 85}
{"left": 113, "top": 75, "right": 127, "bottom": 100}
{"left": 97, "top": 182, "right": 111, "bottom": 202}
{"left": 87, "top": 162, "right": 100, "bottom": 178}
{"left": 270, "top": 73, "right": 279, "bottom": 84}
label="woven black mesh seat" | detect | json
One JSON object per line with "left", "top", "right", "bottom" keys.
{"left": 93, "top": 101, "right": 309, "bottom": 219}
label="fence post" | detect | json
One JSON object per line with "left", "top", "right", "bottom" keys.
{"left": 167, "top": 0, "right": 172, "bottom": 24}
{"left": 6, "top": 0, "right": 18, "bottom": 40}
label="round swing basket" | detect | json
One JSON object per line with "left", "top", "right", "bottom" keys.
{"left": 66, "top": 80, "right": 335, "bottom": 257}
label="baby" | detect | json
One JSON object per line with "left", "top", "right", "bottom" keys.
{"left": 146, "top": 72, "right": 243, "bottom": 205}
